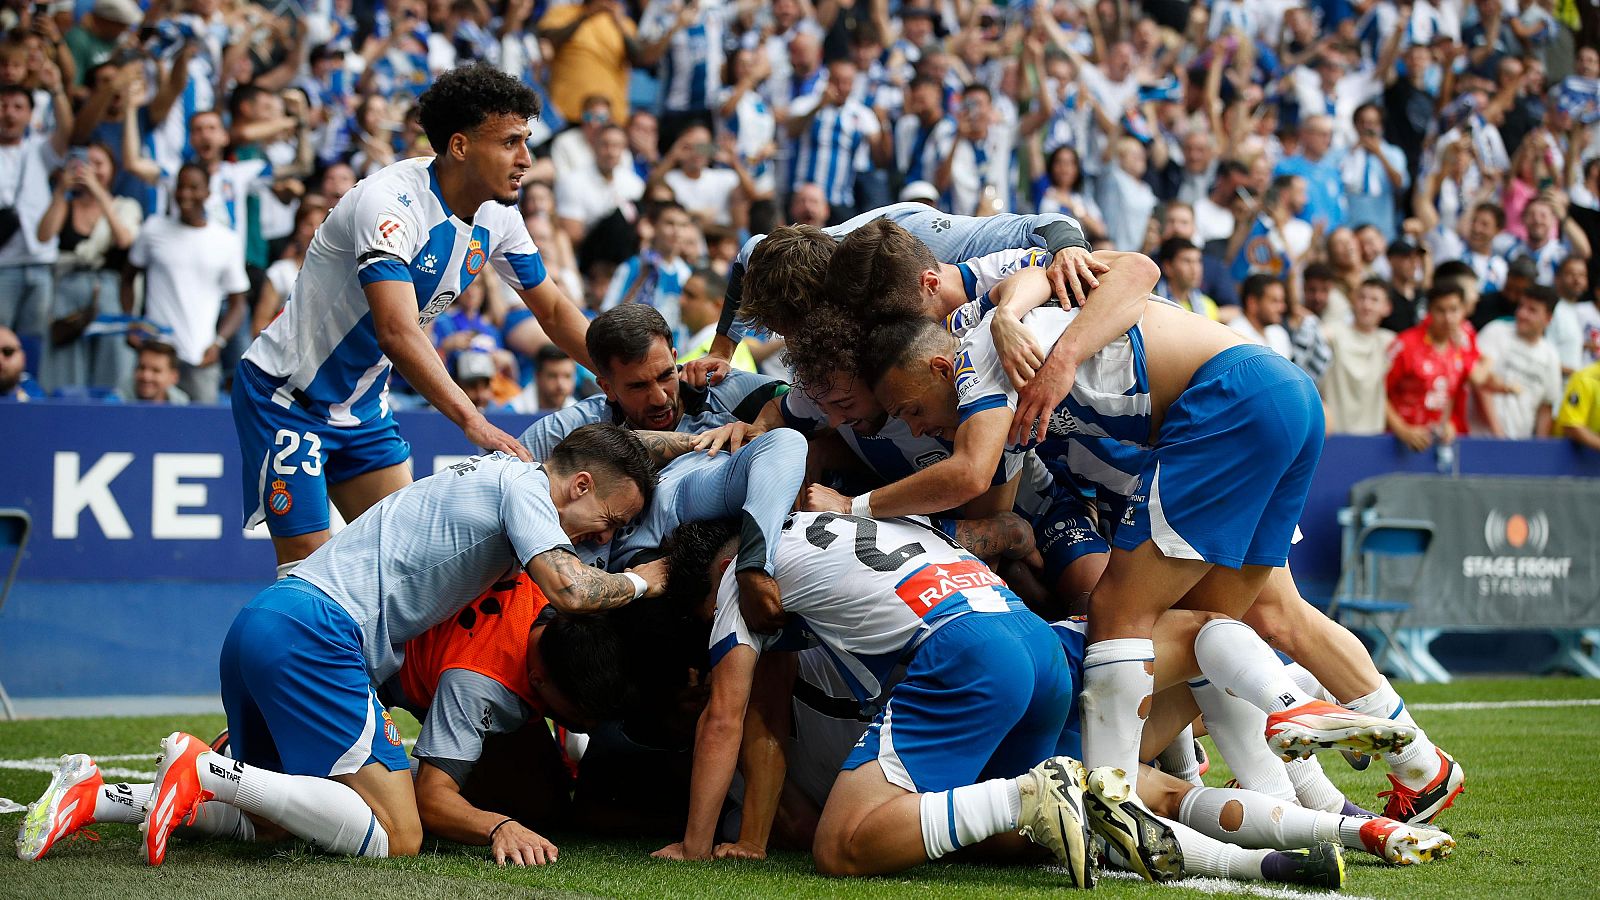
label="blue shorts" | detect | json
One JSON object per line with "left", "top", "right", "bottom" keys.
{"left": 1029, "top": 484, "right": 1110, "bottom": 586}
{"left": 219, "top": 577, "right": 410, "bottom": 777}
{"left": 843, "top": 603, "right": 1075, "bottom": 792}
{"left": 1051, "top": 618, "right": 1089, "bottom": 761}
{"left": 232, "top": 360, "right": 411, "bottom": 537}
{"left": 1114, "top": 345, "right": 1324, "bottom": 569}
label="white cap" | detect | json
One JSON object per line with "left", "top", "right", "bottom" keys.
{"left": 455, "top": 351, "right": 496, "bottom": 383}
{"left": 899, "top": 180, "right": 941, "bottom": 204}
{"left": 91, "top": 0, "right": 142, "bottom": 26}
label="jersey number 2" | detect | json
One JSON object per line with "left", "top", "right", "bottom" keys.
{"left": 273, "top": 429, "right": 325, "bottom": 477}
{"left": 804, "top": 513, "right": 926, "bottom": 572}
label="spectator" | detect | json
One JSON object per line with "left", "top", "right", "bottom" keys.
{"left": 1032, "top": 145, "right": 1106, "bottom": 243}
{"left": 1549, "top": 256, "right": 1599, "bottom": 376}
{"left": 625, "top": 109, "right": 661, "bottom": 182}
{"left": 1355, "top": 224, "right": 1390, "bottom": 281}
{"left": 649, "top": 124, "right": 751, "bottom": 229}
{"left": 521, "top": 177, "right": 584, "bottom": 303}
{"left": 1302, "top": 261, "right": 1347, "bottom": 328}
{"left": 1321, "top": 277, "right": 1395, "bottom": 436}
{"left": 1154, "top": 238, "right": 1218, "bottom": 320}
{"left": 1159, "top": 129, "right": 1217, "bottom": 207}
{"left": 537, "top": 0, "right": 639, "bottom": 124}
{"left": 788, "top": 181, "right": 830, "bottom": 227}
{"left": 935, "top": 83, "right": 1010, "bottom": 218}
{"left": 1194, "top": 161, "right": 1249, "bottom": 247}
{"left": 702, "top": 223, "right": 740, "bottom": 278}
{"left": 1554, "top": 360, "right": 1600, "bottom": 451}
{"left": 1284, "top": 263, "right": 1333, "bottom": 382}
{"left": 1323, "top": 228, "right": 1368, "bottom": 313}
{"left": 0, "top": 75, "right": 71, "bottom": 382}
{"left": 895, "top": 75, "right": 955, "bottom": 190}
{"left": 555, "top": 123, "right": 644, "bottom": 242}
{"left": 37, "top": 142, "right": 141, "bottom": 393}
{"left": 1098, "top": 137, "right": 1158, "bottom": 252}
{"left": 0, "top": 324, "right": 42, "bottom": 401}
{"left": 1473, "top": 256, "right": 1537, "bottom": 331}
{"left": 676, "top": 266, "right": 754, "bottom": 371}
{"left": 1508, "top": 197, "right": 1590, "bottom": 286}
{"left": 124, "top": 340, "right": 188, "bottom": 405}
{"left": 636, "top": 0, "right": 732, "bottom": 151}
{"left": 511, "top": 343, "right": 578, "bottom": 414}
{"left": 1380, "top": 237, "right": 1430, "bottom": 332}
{"left": 64, "top": 0, "right": 141, "bottom": 85}
{"left": 253, "top": 202, "right": 326, "bottom": 337}
{"left": 1230, "top": 273, "right": 1293, "bottom": 358}
{"left": 1231, "top": 174, "right": 1312, "bottom": 285}
{"left": 1275, "top": 115, "right": 1345, "bottom": 231}
{"left": 318, "top": 161, "right": 356, "bottom": 205}
{"left": 788, "top": 58, "right": 881, "bottom": 222}
{"left": 1340, "top": 103, "right": 1409, "bottom": 241}
{"left": 1476, "top": 286, "right": 1564, "bottom": 438}
{"left": 125, "top": 163, "right": 249, "bottom": 404}
{"left": 453, "top": 349, "right": 514, "bottom": 413}
{"left": 1386, "top": 284, "right": 1500, "bottom": 449}
{"left": 718, "top": 47, "right": 778, "bottom": 231}
{"left": 1455, "top": 202, "right": 1510, "bottom": 294}
{"left": 602, "top": 200, "right": 693, "bottom": 338}
{"left": 551, "top": 95, "right": 625, "bottom": 183}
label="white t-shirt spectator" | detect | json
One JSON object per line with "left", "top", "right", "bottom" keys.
{"left": 1079, "top": 65, "right": 1139, "bottom": 117}
{"left": 0, "top": 135, "right": 63, "bottom": 266}
{"left": 1229, "top": 315, "right": 1295, "bottom": 360}
{"left": 1476, "top": 319, "right": 1564, "bottom": 438}
{"left": 1549, "top": 298, "right": 1600, "bottom": 372}
{"left": 130, "top": 217, "right": 250, "bottom": 366}
{"left": 664, "top": 168, "right": 742, "bottom": 226}
{"left": 1098, "top": 167, "right": 1157, "bottom": 252}
{"left": 945, "top": 130, "right": 1014, "bottom": 218}
{"left": 1320, "top": 322, "right": 1394, "bottom": 434}
{"left": 1194, "top": 196, "right": 1237, "bottom": 246}
{"left": 555, "top": 166, "right": 645, "bottom": 232}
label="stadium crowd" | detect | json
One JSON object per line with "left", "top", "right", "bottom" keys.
{"left": 19, "top": 0, "right": 1600, "bottom": 888}
{"left": 0, "top": 0, "right": 1598, "bottom": 442}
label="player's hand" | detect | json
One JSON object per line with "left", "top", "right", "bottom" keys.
{"left": 464, "top": 416, "right": 533, "bottom": 461}
{"left": 627, "top": 558, "right": 671, "bottom": 599}
{"left": 695, "top": 421, "right": 762, "bottom": 456}
{"left": 736, "top": 568, "right": 786, "bottom": 634}
{"left": 1009, "top": 359, "right": 1077, "bottom": 446}
{"left": 990, "top": 311, "right": 1045, "bottom": 390}
{"left": 800, "top": 484, "right": 852, "bottom": 514}
{"left": 491, "top": 820, "right": 558, "bottom": 866}
{"left": 714, "top": 840, "right": 767, "bottom": 861}
{"left": 652, "top": 841, "right": 708, "bottom": 861}
{"left": 681, "top": 355, "right": 731, "bottom": 389}
{"left": 1046, "top": 247, "right": 1108, "bottom": 307}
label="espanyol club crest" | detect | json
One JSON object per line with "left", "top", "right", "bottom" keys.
{"left": 465, "top": 239, "right": 487, "bottom": 275}
{"left": 382, "top": 710, "right": 403, "bottom": 746}
{"left": 268, "top": 479, "right": 293, "bottom": 515}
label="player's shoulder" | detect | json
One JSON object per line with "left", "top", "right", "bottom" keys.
{"left": 520, "top": 394, "right": 614, "bottom": 456}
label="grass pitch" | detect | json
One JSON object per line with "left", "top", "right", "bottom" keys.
{"left": 1, "top": 677, "right": 1597, "bottom": 899}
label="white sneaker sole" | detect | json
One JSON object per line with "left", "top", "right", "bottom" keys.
{"left": 16, "top": 754, "right": 97, "bottom": 862}
{"left": 1083, "top": 767, "right": 1183, "bottom": 883}
{"left": 1385, "top": 829, "right": 1456, "bottom": 866}
{"left": 1018, "top": 757, "right": 1094, "bottom": 889}
{"left": 1268, "top": 719, "right": 1416, "bottom": 761}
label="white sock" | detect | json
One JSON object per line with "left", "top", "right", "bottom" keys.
{"left": 177, "top": 801, "right": 257, "bottom": 841}
{"left": 1193, "top": 619, "right": 1314, "bottom": 714}
{"left": 1189, "top": 678, "right": 1295, "bottom": 801}
{"left": 1285, "top": 756, "right": 1346, "bottom": 813}
{"left": 1163, "top": 814, "right": 1273, "bottom": 881}
{"left": 276, "top": 560, "right": 301, "bottom": 580}
{"left": 918, "top": 778, "right": 1021, "bottom": 859}
{"left": 1281, "top": 662, "right": 1332, "bottom": 701}
{"left": 93, "top": 782, "right": 151, "bottom": 824}
{"left": 196, "top": 751, "right": 389, "bottom": 857}
{"left": 1081, "top": 639, "right": 1155, "bottom": 786}
{"left": 1154, "top": 726, "right": 1202, "bottom": 786}
{"left": 1341, "top": 680, "right": 1441, "bottom": 789}
{"left": 1179, "top": 785, "right": 1358, "bottom": 850}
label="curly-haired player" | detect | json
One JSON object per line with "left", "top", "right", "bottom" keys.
{"left": 233, "top": 63, "right": 595, "bottom": 576}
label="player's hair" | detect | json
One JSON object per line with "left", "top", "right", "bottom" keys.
{"left": 533, "top": 343, "right": 571, "bottom": 372}
{"left": 416, "top": 62, "right": 540, "bottom": 152}
{"left": 688, "top": 266, "right": 727, "bottom": 303}
{"left": 1472, "top": 202, "right": 1507, "bottom": 229}
{"left": 663, "top": 519, "right": 740, "bottom": 610}
{"left": 1302, "top": 262, "right": 1337, "bottom": 284}
{"left": 859, "top": 316, "right": 953, "bottom": 390}
{"left": 539, "top": 611, "right": 636, "bottom": 719}
{"left": 1240, "top": 273, "right": 1281, "bottom": 305}
{"left": 545, "top": 423, "right": 657, "bottom": 508}
{"left": 783, "top": 302, "right": 866, "bottom": 391}
{"left": 1522, "top": 284, "right": 1559, "bottom": 316}
{"left": 740, "top": 225, "right": 836, "bottom": 335}
{"left": 822, "top": 218, "right": 938, "bottom": 325}
{"left": 1425, "top": 283, "right": 1465, "bottom": 309}
{"left": 138, "top": 341, "right": 179, "bottom": 369}
{"left": 585, "top": 304, "right": 673, "bottom": 377}
{"left": 1157, "top": 237, "right": 1199, "bottom": 264}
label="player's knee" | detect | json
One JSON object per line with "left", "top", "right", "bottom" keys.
{"left": 1242, "top": 602, "right": 1300, "bottom": 654}
{"left": 811, "top": 833, "right": 864, "bottom": 877}
{"left": 383, "top": 819, "right": 423, "bottom": 857}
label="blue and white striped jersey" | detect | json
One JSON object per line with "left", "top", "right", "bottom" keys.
{"left": 720, "top": 86, "right": 777, "bottom": 193}
{"left": 293, "top": 454, "right": 571, "bottom": 684}
{"left": 243, "top": 158, "right": 548, "bottom": 427}
{"left": 709, "top": 512, "right": 1020, "bottom": 702}
{"left": 789, "top": 98, "right": 879, "bottom": 206}
{"left": 955, "top": 306, "right": 1152, "bottom": 450}
{"left": 892, "top": 114, "right": 956, "bottom": 185}
{"left": 640, "top": 0, "right": 732, "bottom": 113}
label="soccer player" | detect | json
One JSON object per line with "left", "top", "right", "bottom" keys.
{"left": 519, "top": 304, "right": 785, "bottom": 460}
{"left": 142, "top": 425, "right": 663, "bottom": 866}
{"left": 858, "top": 266, "right": 1413, "bottom": 795}
{"left": 233, "top": 64, "right": 595, "bottom": 576}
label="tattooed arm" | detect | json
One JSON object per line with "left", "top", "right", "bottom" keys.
{"left": 952, "top": 512, "right": 1036, "bottom": 562}
{"left": 634, "top": 430, "right": 701, "bottom": 468}
{"left": 525, "top": 549, "right": 669, "bottom": 614}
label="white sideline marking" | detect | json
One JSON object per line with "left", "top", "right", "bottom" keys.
{"left": 1409, "top": 698, "right": 1600, "bottom": 712}
{"left": 0, "top": 740, "right": 419, "bottom": 785}
{"left": 1058, "top": 868, "right": 1377, "bottom": 900}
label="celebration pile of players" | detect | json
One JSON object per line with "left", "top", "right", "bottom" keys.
{"left": 17, "top": 64, "right": 1467, "bottom": 891}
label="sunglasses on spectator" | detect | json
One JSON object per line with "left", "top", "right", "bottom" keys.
{"left": 583, "top": 111, "right": 610, "bottom": 125}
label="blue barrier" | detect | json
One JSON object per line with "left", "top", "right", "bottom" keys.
{"left": 2, "top": 403, "right": 1598, "bottom": 698}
